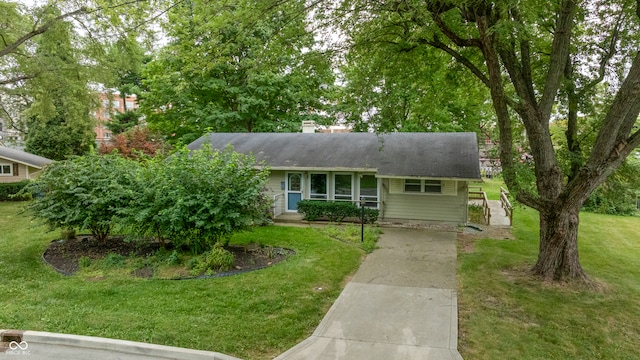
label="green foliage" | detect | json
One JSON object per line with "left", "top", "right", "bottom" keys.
{"left": 122, "top": 145, "right": 271, "bottom": 253}
{"left": 23, "top": 153, "right": 138, "bottom": 242}
{"left": 140, "top": 0, "right": 336, "bottom": 144}
{"left": 0, "top": 180, "right": 31, "bottom": 201}
{"left": 468, "top": 204, "right": 485, "bottom": 224}
{"left": 338, "top": 30, "right": 494, "bottom": 133}
{"left": 189, "top": 243, "right": 235, "bottom": 275}
{"left": 21, "top": 13, "right": 95, "bottom": 160}
{"left": 297, "top": 200, "right": 379, "bottom": 224}
{"left": 101, "top": 253, "right": 127, "bottom": 269}
{"left": 583, "top": 160, "right": 640, "bottom": 216}
{"left": 106, "top": 111, "right": 140, "bottom": 134}
{"left": 78, "top": 256, "right": 91, "bottom": 268}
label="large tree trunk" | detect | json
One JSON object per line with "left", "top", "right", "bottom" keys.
{"left": 533, "top": 201, "right": 587, "bottom": 281}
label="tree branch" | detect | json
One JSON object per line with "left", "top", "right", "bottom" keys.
{"left": 425, "top": 37, "right": 490, "bottom": 87}
{"left": 0, "top": 74, "right": 37, "bottom": 86}
{"left": 432, "top": 13, "right": 482, "bottom": 48}
{"left": 538, "top": 0, "right": 577, "bottom": 122}
{"left": 589, "top": 51, "right": 640, "bottom": 165}
{"left": 0, "top": 7, "right": 89, "bottom": 59}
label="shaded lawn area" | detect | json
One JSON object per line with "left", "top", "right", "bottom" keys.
{"left": 469, "top": 178, "right": 506, "bottom": 200}
{"left": 0, "top": 202, "right": 364, "bottom": 360}
{"left": 458, "top": 206, "right": 640, "bottom": 359}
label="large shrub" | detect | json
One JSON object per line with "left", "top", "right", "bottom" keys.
{"left": 24, "top": 153, "right": 138, "bottom": 242}
{"left": 0, "top": 180, "right": 31, "bottom": 201}
{"left": 123, "top": 145, "right": 271, "bottom": 253}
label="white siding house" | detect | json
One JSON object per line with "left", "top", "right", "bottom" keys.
{"left": 0, "top": 147, "right": 52, "bottom": 183}
{"left": 188, "top": 132, "right": 481, "bottom": 225}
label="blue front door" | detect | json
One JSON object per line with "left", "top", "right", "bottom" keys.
{"left": 286, "top": 172, "right": 303, "bottom": 211}
{"left": 288, "top": 192, "right": 302, "bottom": 211}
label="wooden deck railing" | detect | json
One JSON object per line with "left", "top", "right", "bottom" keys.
{"left": 500, "top": 187, "right": 513, "bottom": 226}
{"left": 469, "top": 187, "right": 491, "bottom": 225}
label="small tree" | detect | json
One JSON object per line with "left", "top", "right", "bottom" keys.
{"left": 24, "top": 153, "right": 138, "bottom": 242}
{"left": 123, "top": 145, "right": 270, "bottom": 253}
{"left": 99, "top": 127, "right": 169, "bottom": 159}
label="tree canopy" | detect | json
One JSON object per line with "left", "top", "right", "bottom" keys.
{"left": 140, "top": 0, "right": 336, "bottom": 144}
{"left": 0, "top": 0, "right": 164, "bottom": 157}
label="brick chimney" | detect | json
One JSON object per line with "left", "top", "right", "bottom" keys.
{"left": 302, "top": 120, "right": 316, "bottom": 133}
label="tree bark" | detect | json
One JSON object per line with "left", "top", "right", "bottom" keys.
{"left": 534, "top": 202, "right": 587, "bottom": 281}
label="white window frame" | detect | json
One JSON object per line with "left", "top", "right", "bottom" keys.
{"left": 359, "top": 174, "right": 380, "bottom": 209}
{"left": 0, "top": 163, "right": 13, "bottom": 176}
{"left": 309, "top": 172, "right": 328, "bottom": 200}
{"left": 403, "top": 179, "right": 442, "bottom": 194}
{"left": 333, "top": 173, "right": 354, "bottom": 202}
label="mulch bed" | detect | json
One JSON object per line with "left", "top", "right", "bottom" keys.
{"left": 42, "top": 235, "right": 293, "bottom": 278}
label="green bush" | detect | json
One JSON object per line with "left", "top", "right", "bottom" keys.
{"left": 0, "top": 180, "right": 31, "bottom": 201}
{"left": 190, "top": 243, "right": 235, "bottom": 275}
{"left": 297, "top": 200, "right": 379, "bottom": 223}
{"left": 102, "top": 253, "right": 127, "bottom": 269}
{"left": 23, "top": 153, "right": 137, "bottom": 243}
{"left": 122, "top": 145, "right": 270, "bottom": 253}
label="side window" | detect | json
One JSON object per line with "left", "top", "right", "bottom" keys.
{"left": 404, "top": 179, "right": 421, "bottom": 192}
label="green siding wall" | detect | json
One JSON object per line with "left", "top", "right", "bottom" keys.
{"left": 382, "top": 181, "right": 468, "bottom": 223}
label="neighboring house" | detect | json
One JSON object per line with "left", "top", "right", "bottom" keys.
{"left": 188, "top": 132, "right": 481, "bottom": 225}
{"left": 94, "top": 93, "right": 139, "bottom": 145}
{"left": 0, "top": 118, "right": 23, "bottom": 147}
{"left": 0, "top": 147, "right": 53, "bottom": 183}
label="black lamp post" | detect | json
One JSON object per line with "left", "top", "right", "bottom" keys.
{"left": 360, "top": 197, "right": 365, "bottom": 242}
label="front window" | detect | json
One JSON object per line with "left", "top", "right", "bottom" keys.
{"left": 360, "top": 174, "right": 379, "bottom": 208}
{"left": 334, "top": 174, "right": 353, "bottom": 202}
{"left": 0, "top": 164, "right": 12, "bottom": 176}
{"left": 310, "top": 173, "right": 327, "bottom": 199}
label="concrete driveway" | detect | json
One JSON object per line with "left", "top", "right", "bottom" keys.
{"left": 275, "top": 227, "right": 463, "bottom": 360}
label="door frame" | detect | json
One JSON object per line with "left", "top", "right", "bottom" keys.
{"left": 285, "top": 172, "right": 304, "bottom": 212}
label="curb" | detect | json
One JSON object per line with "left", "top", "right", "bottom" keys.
{"left": 0, "top": 330, "right": 241, "bottom": 360}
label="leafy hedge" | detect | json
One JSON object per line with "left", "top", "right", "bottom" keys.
{"left": 0, "top": 180, "right": 31, "bottom": 201}
{"left": 297, "top": 200, "right": 379, "bottom": 223}
{"left": 22, "top": 145, "right": 270, "bottom": 253}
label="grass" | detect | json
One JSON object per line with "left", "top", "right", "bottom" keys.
{"left": 469, "top": 178, "right": 506, "bottom": 200}
{"left": 0, "top": 202, "right": 365, "bottom": 360}
{"left": 458, "top": 206, "right": 640, "bottom": 359}
{"left": 316, "top": 224, "right": 382, "bottom": 253}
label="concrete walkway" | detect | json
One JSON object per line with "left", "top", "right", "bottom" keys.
{"left": 275, "top": 227, "right": 463, "bottom": 360}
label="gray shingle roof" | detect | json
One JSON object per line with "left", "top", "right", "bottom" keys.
{"left": 0, "top": 147, "right": 53, "bottom": 168}
{"left": 188, "top": 132, "right": 481, "bottom": 179}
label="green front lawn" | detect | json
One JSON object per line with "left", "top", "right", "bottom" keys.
{"left": 458, "top": 207, "right": 640, "bottom": 359}
{"left": 0, "top": 202, "right": 364, "bottom": 360}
